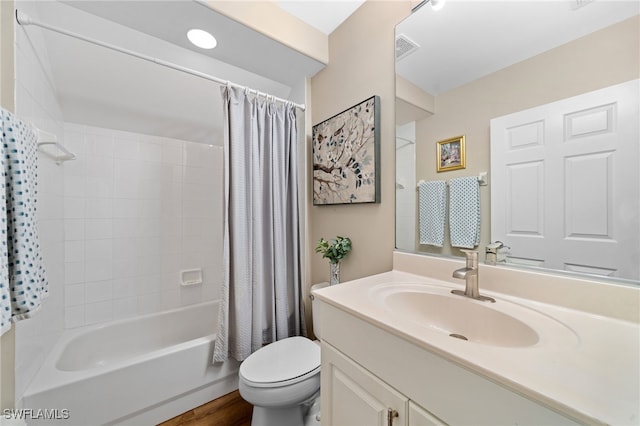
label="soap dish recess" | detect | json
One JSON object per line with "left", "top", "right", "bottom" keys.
{"left": 181, "top": 269, "right": 203, "bottom": 286}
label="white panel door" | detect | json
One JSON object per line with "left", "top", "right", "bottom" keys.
{"left": 491, "top": 79, "right": 639, "bottom": 279}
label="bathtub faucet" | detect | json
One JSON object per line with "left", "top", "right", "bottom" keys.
{"left": 451, "top": 250, "right": 495, "bottom": 303}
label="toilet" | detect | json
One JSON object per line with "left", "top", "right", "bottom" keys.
{"left": 238, "top": 283, "right": 327, "bottom": 426}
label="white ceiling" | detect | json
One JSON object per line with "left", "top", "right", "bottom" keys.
{"left": 23, "top": 0, "right": 360, "bottom": 144}
{"left": 396, "top": 0, "right": 640, "bottom": 96}
{"left": 277, "top": 0, "right": 366, "bottom": 34}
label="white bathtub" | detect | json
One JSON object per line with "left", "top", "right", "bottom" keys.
{"left": 22, "top": 301, "right": 240, "bottom": 426}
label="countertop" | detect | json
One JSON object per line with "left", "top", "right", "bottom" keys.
{"left": 313, "top": 269, "right": 640, "bottom": 425}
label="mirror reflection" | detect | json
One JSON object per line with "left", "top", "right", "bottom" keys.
{"left": 395, "top": 0, "right": 639, "bottom": 283}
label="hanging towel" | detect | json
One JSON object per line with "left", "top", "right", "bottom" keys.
{"left": 0, "top": 109, "right": 48, "bottom": 336}
{"left": 418, "top": 180, "right": 446, "bottom": 247}
{"left": 449, "top": 176, "right": 480, "bottom": 248}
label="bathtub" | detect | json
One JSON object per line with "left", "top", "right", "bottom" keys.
{"left": 22, "top": 300, "right": 240, "bottom": 426}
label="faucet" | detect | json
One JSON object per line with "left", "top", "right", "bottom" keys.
{"left": 451, "top": 250, "right": 495, "bottom": 303}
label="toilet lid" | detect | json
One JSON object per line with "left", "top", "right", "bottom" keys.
{"left": 240, "top": 336, "right": 320, "bottom": 387}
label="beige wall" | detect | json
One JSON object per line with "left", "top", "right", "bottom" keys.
{"left": 309, "top": 1, "right": 413, "bottom": 285}
{"left": 415, "top": 15, "right": 640, "bottom": 258}
{"left": 0, "top": 0, "right": 15, "bottom": 410}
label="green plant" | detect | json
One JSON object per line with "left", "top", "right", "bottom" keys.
{"left": 315, "top": 236, "right": 352, "bottom": 264}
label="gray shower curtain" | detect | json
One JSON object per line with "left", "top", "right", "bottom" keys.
{"left": 213, "top": 85, "right": 305, "bottom": 363}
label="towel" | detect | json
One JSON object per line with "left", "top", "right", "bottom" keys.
{"left": 418, "top": 180, "right": 446, "bottom": 247}
{"left": 0, "top": 109, "right": 48, "bottom": 336}
{"left": 449, "top": 176, "right": 480, "bottom": 248}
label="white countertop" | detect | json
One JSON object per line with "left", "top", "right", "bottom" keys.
{"left": 313, "top": 269, "right": 640, "bottom": 425}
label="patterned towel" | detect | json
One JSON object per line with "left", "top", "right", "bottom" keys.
{"left": 418, "top": 180, "right": 446, "bottom": 247}
{"left": 0, "top": 109, "right": 48, "bottom": 336}
{"left": 449, "top": 176, "right": 480, "bottom": 248}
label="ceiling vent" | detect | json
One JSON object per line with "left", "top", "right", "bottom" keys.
{"left": 395, "top": 34, "right": 420, "bottom": 61}
{"left": 571, "top": 0, "right": 594, "bottom": 10}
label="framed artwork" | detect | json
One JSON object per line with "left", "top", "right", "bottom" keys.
{"left": 436, "top": 135, "right": 466, "bottom": 172}
{"left": 312, "top": 95, "right": 380, "bottom": 205}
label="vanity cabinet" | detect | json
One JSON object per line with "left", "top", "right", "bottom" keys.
{"left": 318, "top": 300, "right": 581, "bottom": 426}
{"left": 322, "top": 342, "right": 445, "bottom": 426}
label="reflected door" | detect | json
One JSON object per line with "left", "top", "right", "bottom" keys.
{"left": 491, "top": 79, "right": 639, "bottom": 279}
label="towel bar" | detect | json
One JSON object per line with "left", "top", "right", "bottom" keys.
{"left": 417, "top": 172, "right": 488, "bottom": 188}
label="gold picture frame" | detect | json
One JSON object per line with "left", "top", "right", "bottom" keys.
{"left": 436, "top": 135, "right": 466, "bottom": 172}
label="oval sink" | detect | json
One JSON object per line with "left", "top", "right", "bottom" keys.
{"left": 370, "top": 283, "right": 577, "bottom": 348}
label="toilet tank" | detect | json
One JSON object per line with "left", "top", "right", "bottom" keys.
{"left": 311, "top": 282, "right": 329, "bottom": 339}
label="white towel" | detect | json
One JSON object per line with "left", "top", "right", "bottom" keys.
{"left": 449, "top": 176, "right": 480, "bottom": 248}
{"left": 418, "top": 180, "right": 446, "bottom": 247}
{"left": 0, "top": 109, "right": 48, "bottom": 336}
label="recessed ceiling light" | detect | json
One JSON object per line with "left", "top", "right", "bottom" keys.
{"left": 430, "top": 0, "right": 446, "bottom": 10}
{"left": 187, "top": 29, "right": 217, "bottom": 50}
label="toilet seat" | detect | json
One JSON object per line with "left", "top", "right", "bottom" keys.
{"left": 240, "top": 336, "right": 320, "bottom": 388}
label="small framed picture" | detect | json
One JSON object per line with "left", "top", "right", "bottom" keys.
{"left": 436, "top": 135, "right": 466, "bottom": 172}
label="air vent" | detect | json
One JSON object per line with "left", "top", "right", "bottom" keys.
{"left": 571, "top": 0, "right": 594, "bottom": 10}
{"left": 395, "top": 34, "right": 419, "bottom": 61}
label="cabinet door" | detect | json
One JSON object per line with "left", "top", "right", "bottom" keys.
{"left": 409, "top": 401, "right": 447, "bottom": 426}
{"left": 322, "top": 342, "right": 407, "bottom": 426}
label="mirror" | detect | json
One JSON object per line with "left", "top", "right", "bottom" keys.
{"left": 395, "top": 0, "right": 640, "bottom": 284}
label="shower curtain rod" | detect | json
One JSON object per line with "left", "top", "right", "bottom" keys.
{"left": 15, "top": 10, "right": 306, "bottom": 111}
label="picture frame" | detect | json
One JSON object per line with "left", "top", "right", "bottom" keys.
{"left": 436, "top": 135, "right": 466, "bottom": 172}
{"left": 312, "top": 95, "right": 381, "bottom": 205}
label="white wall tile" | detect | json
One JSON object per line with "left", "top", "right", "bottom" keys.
{"left": 62, "top": 125, "right": 223, "bottom": 329}
{"left": 112, "top": 277, "right": 137, "bottom": 298}
{"left": 64, "top": 198, "right": 85, "bottom": 219}
{"left": 65, "top": 219, "right": 85, "bottom": 241}
{"left": 85, "top": 281, "right": 113, "bottom": 303}
{"left": 65, "top": 241, "right": 85, "bottom": 263}
{"left": 113, "top": 297, "right": 138, "bottom": 320}
{"left": 65, "top": 305, "right": 85, "bottom": 329}
{"left": 84, "top": 300, "right": 113, "bottom": 325}
{"left": 65, "top": 262, "right": 85, "bottom": 285}
{"left": 137, "top": 293, "right": 161, "bottom": 315}
{"left": 161, "top": 290, "right": 181, "bottom": 310}
{"left": 85, "top": 239, "right": 113, "bottom": 261}
{"left": 64, "top": 175, "right": 86, "bottom": 198}
{"left": 162, "top": 144, "right": 183, "bottom": 165}
{"left": 85, "top": 198, "right": 113, "bottom": 219}
{"left": 85, "top": 219, "right": 113, "bottom": 240}
{"left": 64, "top": 284, "right": 85, "bottom": 307}
{"left": 84, "top": 260, "right": 113, "bottom": 282}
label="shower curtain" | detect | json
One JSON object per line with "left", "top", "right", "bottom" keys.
{"left": 213, "top": 86, "right": 305, "bottom": 363}
{"left": 0, "top": 108, "right": 48, "bottom": 336}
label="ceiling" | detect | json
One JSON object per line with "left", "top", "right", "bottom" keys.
{"left": 22, "top": 0, "right": 364, "bottom": 144}
{"left": 396, "top": 0, "right": 640, "bottom": 96}
{"left": 277, "top": 0, "right": 366, "bottom": 34}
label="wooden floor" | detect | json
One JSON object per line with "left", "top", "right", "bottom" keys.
{"left": 158, "top": 390, "right": 253, "bottom": 426}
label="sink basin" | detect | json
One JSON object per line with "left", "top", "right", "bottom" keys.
{"left": 370, "top": 283, "right": 577, "bottom": 348}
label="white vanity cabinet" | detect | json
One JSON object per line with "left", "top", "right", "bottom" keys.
{"left": 322, "top": 341, "right": 445, "bottom": 426}
{"left": 318, "top": 300, "right": 581, "bottom": 426}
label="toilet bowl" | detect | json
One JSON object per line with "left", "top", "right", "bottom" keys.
{"left": 239, "top": 283, "right": 328, "bottom": 426}
{"left": 239, "top": 336, "right": 320, "bottom": 426}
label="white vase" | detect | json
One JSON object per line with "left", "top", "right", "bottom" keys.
{"left": 330, "top": 262, "right": 340, "bottom": 286}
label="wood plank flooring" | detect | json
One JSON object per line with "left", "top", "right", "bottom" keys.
{"left": 158, "top": 390, "right": 253, "bottom": 426}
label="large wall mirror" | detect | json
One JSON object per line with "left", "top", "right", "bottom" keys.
{"left": 395, "top": 0, "right": 639, "bottom": 284}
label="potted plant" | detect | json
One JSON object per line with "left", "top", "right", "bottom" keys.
{"left": 315, "top": 236, "right": 352, "bottom": 285}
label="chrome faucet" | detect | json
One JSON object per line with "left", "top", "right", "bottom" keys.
{"left": 452, "top": 250, "right": 495, "bottom": 303}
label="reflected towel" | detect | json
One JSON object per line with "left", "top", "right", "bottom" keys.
{"left": 0, "top": 109, "right": 48, "bottom": 336}
{"left": 449, "top": 176, "right": 480, "bottom": 248}
{"left": 418, "top": 180, "right": 446, "bottom": 247}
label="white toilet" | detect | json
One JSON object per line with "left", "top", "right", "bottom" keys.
{"left": 238, "top": 283, "right": 327, "bottom": 426}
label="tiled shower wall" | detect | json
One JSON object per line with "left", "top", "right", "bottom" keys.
{"left": 14, "top": 0, "right": 66, "bottom": 401}
{"left": 62, "top": 123, "right": 223, "bottom": 328}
